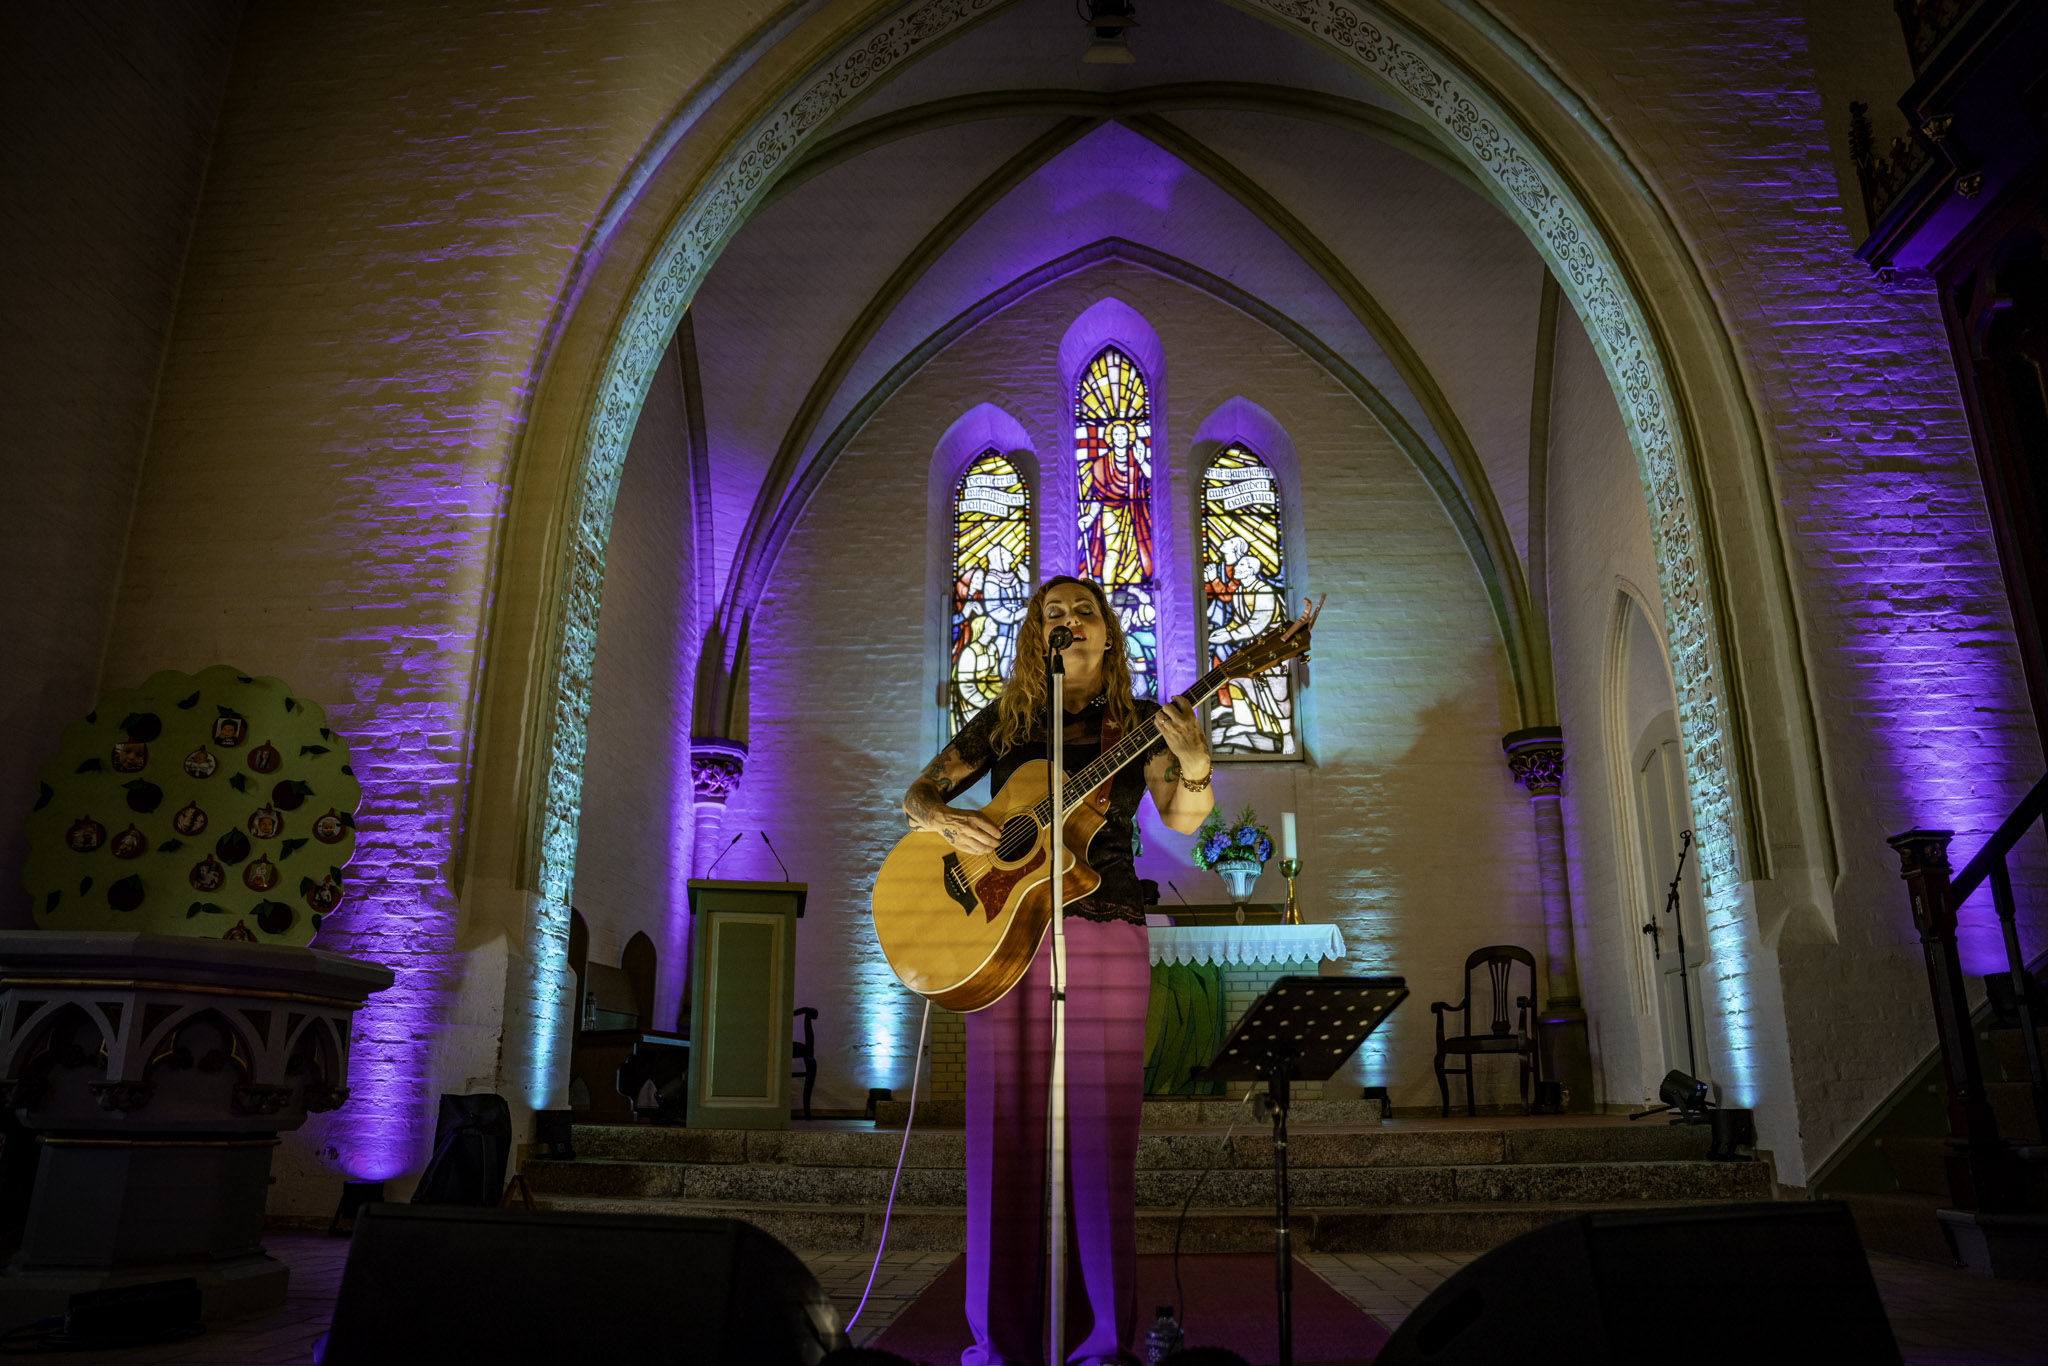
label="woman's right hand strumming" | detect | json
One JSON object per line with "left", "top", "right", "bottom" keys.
{"left": 927, "top": 806, "right": 1002, "bottom": 854}
{"left": 902, "top": 740, "right": 1001, "bottom": 853}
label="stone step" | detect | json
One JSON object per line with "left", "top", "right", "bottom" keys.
{"left": 529, "top": 1193, "right": 1765, "bottom": 1254}
{"left": 523, "top": 1156, "right": 1767, "bottom": 1208}
{"left": 871, "top": 1097, "right": 1384, "bottom": 1129}
{"left": 1839, "top": 1191, "right": 1957, "bottom": 1265}
{"left": 1988, "top": 1081, "right": 2042, "bottom": 1145}
{"left": 1989, "top": 1026, "right": 2048, "bottom": 1082}
{"left": 552, "top": 1120, "right": 1713, "bottom": 1171}
{"left": 1883, "top": 1136, "right": 1955, "bottom": 1199}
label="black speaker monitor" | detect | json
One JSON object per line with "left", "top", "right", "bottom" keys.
{"left": 1377, "top": 1201, "right": 1899, "bottom": 1365}
{"left": 319, "top": 1205, "right": 843, "bottom": 1364}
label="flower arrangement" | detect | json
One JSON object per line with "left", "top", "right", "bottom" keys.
{"left": 1192, "top": 804, "right": 1274, "bottom": 870}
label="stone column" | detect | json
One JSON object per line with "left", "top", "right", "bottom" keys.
{"left": 1503, "top": 726, "right": 1593, "bottom": 1111}
{"left": 689, "top": 736, "right": 749, "bottom": 874}
{"left": 682, "top": 737, "right": 747, "bottom": 1031}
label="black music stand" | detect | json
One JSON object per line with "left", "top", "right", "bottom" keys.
{"left": 1198, "top": 975, "right": 1409, "bottom": 1366}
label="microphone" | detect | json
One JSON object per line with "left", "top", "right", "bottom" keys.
{"left": 760, "top": 832, "right": 792, "bottom": 882}
{"left": 1166, "top": 880, "right": 1192, "bottom": 905}
{"left": 703, "top": 832, "right": 742, "bottom": 877}
{"left": 1049, "top": 626, "right": 1074, "bottom": 650}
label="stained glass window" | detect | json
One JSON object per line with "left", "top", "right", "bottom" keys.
{"left": 1201, "top": 442, "right": 1294, "bottom": 754}
{"left": 1074, "top": 347, "right": 1158, "bottom": 697}
{"left": 950, "top": 450, "right": 1033, "bottom": 732}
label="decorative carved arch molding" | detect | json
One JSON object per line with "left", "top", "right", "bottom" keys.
{"left": 474, "top": 0, "right": 1818, "bottom": 1111}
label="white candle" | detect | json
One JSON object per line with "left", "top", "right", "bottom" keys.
{"left": 1281, "top": 812, "right": 1297, "bottom": 861}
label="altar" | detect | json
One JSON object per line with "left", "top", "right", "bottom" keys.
{"left": 1142, "top": 920, "right": 1346, "bottom": 1097}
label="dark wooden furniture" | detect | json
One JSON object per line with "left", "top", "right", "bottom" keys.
{"left": 1430, "top": 945, "right": 1540, "bottom": 1117}
{"left": 1145, "top": 901, "right": 1284, "bottom": 926}
{"left": 573, "top": 1030, "right": 689, "bottom": 1125}
{"left": 791, "top": 1008, "right": 819, "bottom": 1120}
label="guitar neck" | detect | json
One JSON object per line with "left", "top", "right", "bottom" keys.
{"left": 1033, "top": 660, "right": 1234, "bottom": 827}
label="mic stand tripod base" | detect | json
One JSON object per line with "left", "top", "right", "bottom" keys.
{"left": 1260, "top": 1057, "right": 1296, "bottom": 1366}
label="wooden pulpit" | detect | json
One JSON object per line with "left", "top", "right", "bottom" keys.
{"left": 684, "top": 879, "right": 807, "bottom": 1129}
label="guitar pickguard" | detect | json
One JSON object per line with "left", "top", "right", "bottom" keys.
{"left": 940, "top": 852, "right": 977, "bottom": 915}
{"left": 973, "top": 848, "right": 1045, "bottom": 922}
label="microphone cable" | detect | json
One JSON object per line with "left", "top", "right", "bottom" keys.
{"left": 847, "top": 995, "right": 933, "bottom": 1333}
{"left": 1170, "top": 1087, "right": 1257, "bottom": 1346}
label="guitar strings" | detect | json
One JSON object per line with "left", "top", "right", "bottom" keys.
{"left": 949, "top": 685, "right": 1227, "bottom": 888}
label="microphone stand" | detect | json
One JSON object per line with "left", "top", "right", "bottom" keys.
{"left": 1044, "top": 630, "right": 1068, "bottom": 1366}
{"left": 1666, "top": 829, "right": 1699, "bottom": 1081}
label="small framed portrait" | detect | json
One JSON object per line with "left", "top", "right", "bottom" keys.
{"left": 242, "top": 858, "right": 280, "bottom": 893}
{"left": 212, "top": 714, "right": 247, "bottom": 748}
{"left": 312, "top": 809, "right": 347, "bottom": 844}
{"left": 172, "top": 801, "right": 209, "bottom": 836}
{"left": 183, "top": 747, "right": 218, "bottom": 779}
{"left": 66, "top": 817, "right": 106, "bottom": 853}
{"left": 247, "top": 805, "right": 283, "bottom": 840}
{"left": 110, "top": 825, "right": 147, "bottom": 860}
{"left": 111, "top": 742, "right": 149, "bottom": 773}
{"left": 189, "top": 856, "right": 225, "bottom": 893}
{"left": 247, "top": 741, "right": 281, "bottom": 775}
{"left": 305, "top": 876, "right": 343, "bottom": 913}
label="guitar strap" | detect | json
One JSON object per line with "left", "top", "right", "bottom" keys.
{"left": 1080, "top": 705, "right": 1122, "bottom": 815}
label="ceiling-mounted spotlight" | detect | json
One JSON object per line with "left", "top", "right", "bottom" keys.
{"left": 1079, "top": 0, "right": 1138, "bottom": 64}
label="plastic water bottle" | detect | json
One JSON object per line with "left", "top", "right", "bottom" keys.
{"left": 1144, "top": 1304, "right": 1183, "bottom": 1364}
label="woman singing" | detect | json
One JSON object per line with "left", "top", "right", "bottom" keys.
{"left": 901, "top": 576, "right": 1216, "bottom": 1366}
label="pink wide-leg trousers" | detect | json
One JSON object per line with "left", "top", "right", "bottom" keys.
{"left": 962, "top": 916, "right": 1151, "bottom": 1366}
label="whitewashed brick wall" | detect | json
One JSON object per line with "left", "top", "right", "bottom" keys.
{"left": 1499, "top": 0, "right": 2047, "bottom": 1174}
{"left": 0, "top": 1, "right": 242, "bottom": 928}
{"left": 714, "top": 259, "right": 1545, "bottom": 1114}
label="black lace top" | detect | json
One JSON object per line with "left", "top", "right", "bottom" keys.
{"left": 949, "top": 696, "right": 1166, "bottom": 925}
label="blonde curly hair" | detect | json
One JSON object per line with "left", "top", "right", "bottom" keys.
{"left": 989, "top": 576, "right": 1140, "bottom": 752}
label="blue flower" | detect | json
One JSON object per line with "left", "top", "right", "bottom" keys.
{"left": 1236, "top": 827, "right": 1259, "bottom": 847}
{"left": 1201, "top": 833, "right": 1230, "bottom": 862}
{"left": 1255, "top": 836, "right": 1273, "bottom": 862}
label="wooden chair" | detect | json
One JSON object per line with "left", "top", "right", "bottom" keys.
{"left": 1430, "top": 946, "right": 1540, "bottom": 1117}
{"left": 792, "top": 1008, "right": 819, "bottom": 1120}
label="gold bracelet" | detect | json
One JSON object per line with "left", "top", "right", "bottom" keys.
{"left": 1179, "top": 768, "right": 1212, "bottom": 792}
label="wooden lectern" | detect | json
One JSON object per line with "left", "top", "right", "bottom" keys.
{"left": 684, "top": 879, "right": 807, "bottom": 1129}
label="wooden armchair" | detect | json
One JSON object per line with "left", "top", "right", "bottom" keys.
{"left": 1431, "top": 945, "right": 1540, "bottom": 1117}
{"left": 792, "top": 1007, "right": 819, "bottom": 1120}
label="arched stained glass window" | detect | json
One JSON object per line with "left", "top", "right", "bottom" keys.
{"left": 950, "top": 450, "right": 1033, "bottom": 732}
{"left": 1201, "top": 442, "right": 1294, "bottom": 754}
{"left": 1074, "top": 347, "right": 1158, "bottom": 697}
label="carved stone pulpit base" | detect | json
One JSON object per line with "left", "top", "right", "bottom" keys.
{"left": 0, "top": 932, "right": 391, "bottom": 1330}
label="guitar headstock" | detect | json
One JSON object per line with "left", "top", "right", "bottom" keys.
{"left": 1215, "top": 596, "right": 1325, "bottom": 680}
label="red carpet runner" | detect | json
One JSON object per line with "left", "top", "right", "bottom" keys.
{"left": 870, "top": 1253, "right": 1392, "bottom": 1365}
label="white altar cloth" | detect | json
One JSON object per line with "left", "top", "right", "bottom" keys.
{"left": 1145, "top": 923, "right": 1346, "bottom": 967}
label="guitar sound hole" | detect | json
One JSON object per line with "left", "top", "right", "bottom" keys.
{"left": 995, "top": 816, "right": 1040, "bottom": 862}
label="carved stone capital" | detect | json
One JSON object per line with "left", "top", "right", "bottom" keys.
{"left": 231, "top": 1083, "right": 294, "bottom": 1117}
{"left": 0, "top": 1079, "right": 44, "bottom": 1110}
{"left": 691, "top": 736, "right": 749, "bottom": 806}
{"left": 302, "top": 1085, "right": 350, "bottom": 1114}
{"left": 1502, "top": 727, "right": 1565, "bottom": 796}
{"left": 88, "top": 1080, "right": 154, "bottom": 1113}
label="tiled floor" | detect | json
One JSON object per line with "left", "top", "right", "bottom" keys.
{"left": 12, "top": 1233, "right": 2043, "bottom": 1363}
{"left": 806, "top": 1249, "right": 970, "bottom": 1344}
{"left": 1297, "top": 1251, "right": 1477, "bottom": 1332}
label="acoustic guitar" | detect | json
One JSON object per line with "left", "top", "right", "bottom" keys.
{"left": 872, "top": 599, "right": 1322, "bottom": 1011}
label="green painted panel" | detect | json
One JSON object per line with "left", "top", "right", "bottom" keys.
{"left": 710, "top": 922, "right": 775, "bottom": 1098}
{"left": 1144, "top": 962, "right": 1226, "bottom": 1096}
